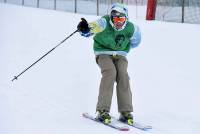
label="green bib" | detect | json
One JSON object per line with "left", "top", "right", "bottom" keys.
{"left": 93, "top": 15, "right": 135, "bottom": 53}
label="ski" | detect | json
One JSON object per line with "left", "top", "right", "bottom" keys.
{"left": 82, "top": 113, "right": 129, "bottom": 131}
{"left": 119, "top": 120, "right": 152, "bottom": 131}
{"left": 112, "top": 116, "right": 152, "bottom": 131}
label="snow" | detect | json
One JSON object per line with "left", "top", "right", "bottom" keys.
{"left": 1, "top": 3, "right": 200, "bottom": 134}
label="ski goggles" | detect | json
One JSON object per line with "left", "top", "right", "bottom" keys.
{"left": 112, "top": 16, "right": 126, "bottom": 23}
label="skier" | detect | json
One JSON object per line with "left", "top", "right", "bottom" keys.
{"left": 77, "top": 3, "right": 141, "bottom": 125}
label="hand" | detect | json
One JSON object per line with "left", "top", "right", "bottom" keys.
{"left": 77, "top": 18, "right": 90, "bottom": 33}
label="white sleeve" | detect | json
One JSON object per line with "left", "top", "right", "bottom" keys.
{"left": 130, "top": 25, "right": 141, "bottom": 48}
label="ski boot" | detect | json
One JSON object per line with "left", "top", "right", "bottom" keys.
{"left": 96, "top": 110, "right": 111, "bottom": 124}
{"left": 119, "top": 112, "right": 134, "bottom": 125}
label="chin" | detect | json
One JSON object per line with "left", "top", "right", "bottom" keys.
{"left": 114, "top": 23, "right": 125, "bottom": 30}
{"left": 114, "top": 25, "right": 123, "bottom": 30}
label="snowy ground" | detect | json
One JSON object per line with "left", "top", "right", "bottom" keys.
{"left": 1, "top": 3, "right": 200, "bottom": 134}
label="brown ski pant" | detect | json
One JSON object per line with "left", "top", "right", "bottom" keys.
{"left": 96, "top": 54, "right": 133, "bottom": 113}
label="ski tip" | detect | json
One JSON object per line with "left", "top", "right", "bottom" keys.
{"left": 146, "top": 126, "right": 152, "bottom": 129}
{"left": 142, "top": 125, "right": 152, "bottom": 130}
{"left": 82, "top": 113, "right": 88, "bottom": 117}
{"left": 141, "top": 126, "right": 152, "bottom": 131}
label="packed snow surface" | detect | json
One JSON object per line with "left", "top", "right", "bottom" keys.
{"left": 0, "top": 3, "right": 200, "bottom": 134}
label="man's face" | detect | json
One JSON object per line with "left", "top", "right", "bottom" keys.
{"left": 112, "top": 16, "right": 126, "bottom": 29}
{"left": 111, "top": 10, "right": 126, "bottom": 30}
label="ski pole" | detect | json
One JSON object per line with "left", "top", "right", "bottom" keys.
{"left": 12, "top": 29, "right": 79, "bottom": 82}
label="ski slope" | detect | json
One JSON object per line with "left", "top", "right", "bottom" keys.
{"left": 1, "top": 3, "right": 200, "bottom": 134}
